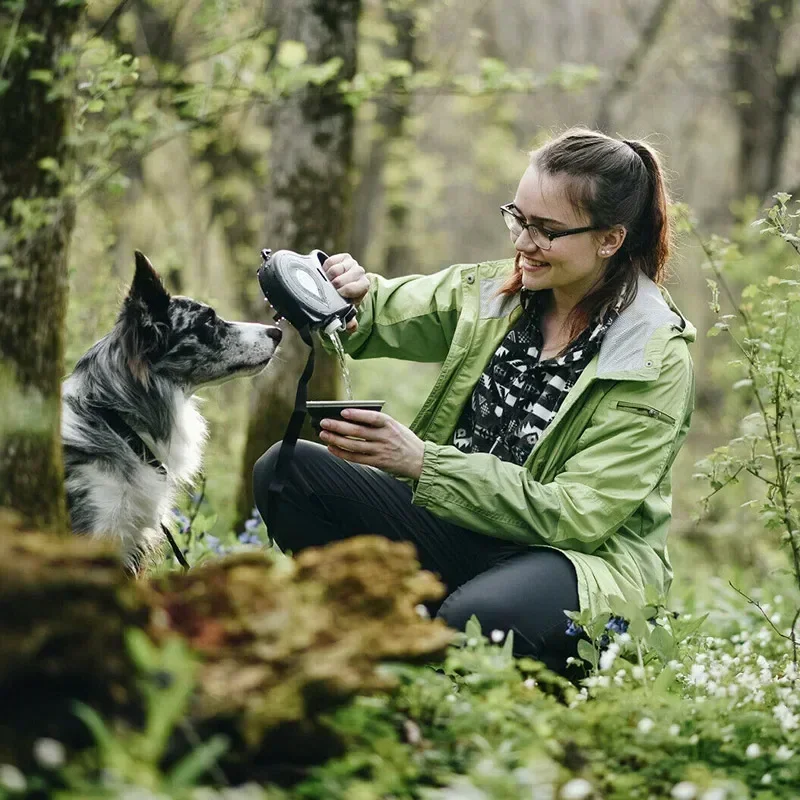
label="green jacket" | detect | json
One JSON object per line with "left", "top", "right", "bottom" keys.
{"left": 333, "top": 258, "right": 696, "bottom": 617}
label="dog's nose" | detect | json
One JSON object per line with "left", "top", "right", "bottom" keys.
{"left": 266, "top": 326, "right": 282, "bottom": 343}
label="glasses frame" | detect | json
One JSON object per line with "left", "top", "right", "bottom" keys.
{"left": 500, "top": 203, "right": 600, "bottom": 251}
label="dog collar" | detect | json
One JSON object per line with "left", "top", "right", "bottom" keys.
{"left": 96, "top": 407, "right": 168, "bottom": 476}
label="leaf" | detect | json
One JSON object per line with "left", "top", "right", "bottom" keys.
{"left": 577, "top": 639, "right": 597, "bottom": 668}
{"left": 276, "top": 40, "right": 308, "bottom": 68}
{"left": 465, "top": 614, "right": 482, "bottom": 641}
{"left": 652, "top": 665, "right": 677, "bottom": 694}
{"left": 167, "top": 735, "right": 229, "bottom": 788}
{"left": 87, "top": 98, "right": 105, "bottom": 113}
{"left": 28, "top": 69, "right": 53, "bottom": 84}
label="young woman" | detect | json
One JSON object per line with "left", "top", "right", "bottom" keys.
{"left": 253, "top": 127, "right": 696, "bottom": 679}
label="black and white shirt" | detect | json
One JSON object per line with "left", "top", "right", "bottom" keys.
{"left": 452, "top": 289, "right": 625, "bottom": 466}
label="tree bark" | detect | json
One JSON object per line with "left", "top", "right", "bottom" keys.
{"left": 234, "top": 0, "right": 362, "bottom": 529}
{"left": 349, "top": 2, "right": 418, "bottom": 277}
{"left": 0, "top": 1, "right": 84, "bottom": 532}
{"left": 730, "top": 0, "right": 798, "bottom": 199}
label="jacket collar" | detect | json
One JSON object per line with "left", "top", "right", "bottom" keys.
{"left": 476, "top": 262, "right": 695, "bottom": 381}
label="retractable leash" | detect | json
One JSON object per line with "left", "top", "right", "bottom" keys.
{"left": 256, "top": 248, "right": 357, "bottom": 546}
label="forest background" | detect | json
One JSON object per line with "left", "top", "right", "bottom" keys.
{"left": 2, "top": 0, "right": 800, "bottom": 797}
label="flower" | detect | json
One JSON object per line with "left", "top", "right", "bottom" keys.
{"left": 33, "top": 738, "right": 66, "bottom": 769}
{"left": 775, "top": 744, "right": 795, "bottom": 761}
{"left": 699, "top": 788, "right": 726, "bottom": 800}
{"left": 637, "top": 717, "right": 654, "bottom": 734}
{"left": 559, "top": 778, "right": 593, "bottom": 799}
{"left": 414, "top": 603, "right": 430, "bottom": 619}
{"left": 745, "top": 743, "right": 761, "bottom": 758}
{"left": 605, "top": 616, "right": 629, "bottom": 635}
{"left": 490, "top": 629, "right": 505, "bottom": 643}
{"left": 565, "top": 620, "right": 583, "bottom": 637}
{"left": 671, "top": 782, "right": 697, "bottom": 800}
{"left": 0, "top": 765, "right": 26, "bottom": 792}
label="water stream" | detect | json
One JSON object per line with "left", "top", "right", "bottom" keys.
{"left": 327, "top": 330, "right": 354, "bottom": 401}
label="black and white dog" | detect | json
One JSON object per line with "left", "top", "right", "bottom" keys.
{"left": 61, "top": 251, "right": 281, "bottom": 572}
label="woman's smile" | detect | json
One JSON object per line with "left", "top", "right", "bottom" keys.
{"left": 520, "top": 255, "right": 550, "bottom": 271}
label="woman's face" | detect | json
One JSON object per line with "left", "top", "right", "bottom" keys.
{"left": 510, "top": 165, "right": 619, "bottom": 305}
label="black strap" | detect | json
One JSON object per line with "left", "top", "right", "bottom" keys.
{"left": 95, "top": 406, "right": 167, "bottom": 475}
{"left": 161, "top": 522, "right": 191, "bottom": 570}
{"left": 266, "top": 325, "right": 315, "bottom": 546}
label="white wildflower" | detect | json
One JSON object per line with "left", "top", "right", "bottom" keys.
{"left": 637, "top": 717, "right": 654, "bottom": 734}
{"left": 599, "top": 646, "right": 618, "bottom": 671}
{"left": 490, "top": 629, "right": 505, "bottom": 643}
{"left": 669, "top": 724, "right": 681, "bottom": 736}
{"left": 632, "top": 664, "right": 645, "bottom": 680}
{"left": 523, "top": 678, "right": 537, "bottom": 689}
{"left": 775, "top": 744, "right": 795, "bottom": 761}
{"left": 33, "top": 738, "right": 66, "bottom": 769}
{"left": 671, "top": 781, "right": 697, "bottom": 800}
{"left": 0, "top": 765, "right": 26, "bottom": 792}
{"left": 745, "top": 743, "right": 761, "bottom": 758}
{"left": 773, "top": 702, "right": 800, "bottom": 732}
{"left": 700, "top": 787, "right": 726, "bottom": 800}
{"left": 761, "top": 773, "right": 772, "bottom": 785}
{"left": 414, "top": 603, "right": 430, "bottom": 619}
{"left": 559, "top": 778, "right": 593, "bottom": 799}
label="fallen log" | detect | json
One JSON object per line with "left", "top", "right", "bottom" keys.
{"left": 0, "top": 519, "right": 453, "bottom": 781}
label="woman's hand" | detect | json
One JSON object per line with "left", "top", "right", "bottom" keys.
{"left": 318, "top": 408, "right": 425, "bottom": 480}
{"left": 322, "top": 253, "right": 369, "bottom": 332}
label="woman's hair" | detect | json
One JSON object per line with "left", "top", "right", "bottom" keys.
{"left": 500, "top": 127, "right": 672, "bottom": 343}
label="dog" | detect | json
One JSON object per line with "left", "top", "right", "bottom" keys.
{"left": 61, "top": 251, "right": 281, "bottom": 572}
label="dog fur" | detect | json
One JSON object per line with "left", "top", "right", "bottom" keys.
{"left": 61, "top": 251, "right": 281, "bottom": 571}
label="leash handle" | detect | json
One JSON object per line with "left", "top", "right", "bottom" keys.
{"left": 265, "top": 325, "right": 315, "bottom": 546}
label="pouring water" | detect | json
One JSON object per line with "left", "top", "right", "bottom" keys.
{"left": 327, "top": 330, "right": 354, "bottom": 401}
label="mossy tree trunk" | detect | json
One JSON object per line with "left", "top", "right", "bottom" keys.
{"left": 235, "top": 0, "right": 362, "bottom": 529}
{"left": 0, "top": 1, "right": 84, "bottom": 532}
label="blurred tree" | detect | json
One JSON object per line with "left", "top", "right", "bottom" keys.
{"left": 234, "top": 0, "right": 362, "bottom": 529}
{"left": 0, "top": 0, "right": 84, "bottom": 532}
{"left": 349, "top": 0, "right": 418, "bottom": 277}
{"left": 730, "top": 0, "right": 799, "bottom": 199}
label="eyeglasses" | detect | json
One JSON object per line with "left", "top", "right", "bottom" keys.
{"left": 500, "top": 203, "right": 600, "bottom": 251}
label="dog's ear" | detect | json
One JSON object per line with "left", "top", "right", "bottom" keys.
{"left": 118, "top": 251, "right": 172, "bottom": 383}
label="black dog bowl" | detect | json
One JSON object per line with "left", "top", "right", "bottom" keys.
{"left": 306, "top": 400, "right": 385, "bottom": 435}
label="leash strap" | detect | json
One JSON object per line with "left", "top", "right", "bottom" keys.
{"left": 161, "top": 522, "right": 191, "bottom": 571}
{"left": 265, "top": 325, "right": 315, "bottom": 546}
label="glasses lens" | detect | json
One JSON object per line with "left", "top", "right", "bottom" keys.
{"left": 501, "top": 209, "right": 551, "bottom": 250}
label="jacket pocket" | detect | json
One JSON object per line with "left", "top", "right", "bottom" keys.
{"left": 615, "top": 401, "right": 676, "bottom": 426}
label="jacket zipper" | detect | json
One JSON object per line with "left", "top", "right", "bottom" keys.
{"left": 615, "top": 400, "right": 676, "bottom": 425}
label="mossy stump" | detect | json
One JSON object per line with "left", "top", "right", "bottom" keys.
{"left": 0, "top": 525, "right": 452, "bottom": 781}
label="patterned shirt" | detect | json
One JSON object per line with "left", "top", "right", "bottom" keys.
{"left": 452, "top": 288, "right": 625, "bottom": 466}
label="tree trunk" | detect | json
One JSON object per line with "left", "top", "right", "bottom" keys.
{"left": 234, "top": 0, "right": 362, "bottom": 529}
{"left": 730, "top": 0, "right": 798, "bottom": 199}
{"left": 0, "top": 2, "right": 83, "bottom": 532}
{"left": 349, "top": 2, "right": 418, "bottom": 278}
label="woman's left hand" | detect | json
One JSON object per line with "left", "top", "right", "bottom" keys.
{"left": 319, "top": 409, "right": 425, "bottom": 480}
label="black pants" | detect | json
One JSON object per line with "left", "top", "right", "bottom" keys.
{"left": 253, "top": 441, "right": 583, "bottom": 678}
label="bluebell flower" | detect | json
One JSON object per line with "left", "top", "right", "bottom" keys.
{"left": 250, "top": 506, "right": 262, "bottom": 522}
{"left": 238, "top": 531, "right": 261, "bottom": 545}
{"left": 244, "top": 517, "right": 260, "bottom": 532}
{"left": 565, "top": 620, "right": 583, "bottom": 637}
{"left": 605, "top": 616, "right": 629, "bottom": 635}
{"left": 205, "top": 534, "right": 225, "bottom": 555}
{"left": 171, "top": 508, "right": 190, "bottom": 533}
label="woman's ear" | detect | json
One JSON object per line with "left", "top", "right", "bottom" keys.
{"left": 597, "top": 226, "right": 627, "bottom": 258}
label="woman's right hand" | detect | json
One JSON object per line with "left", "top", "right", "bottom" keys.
{"left": 322, "top": 253, "right": 370, "bottom": 332}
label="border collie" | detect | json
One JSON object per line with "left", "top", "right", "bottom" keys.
{"left": 61, "top": 251, "right": 281, "bottom": 572}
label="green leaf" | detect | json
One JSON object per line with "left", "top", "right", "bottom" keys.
{"left": 28, "top": 69, "right": 53, "bottom": 84}
{"left": 38, "top": 157, "right": 59, "bottom": 172}
{"left": 577, "top": 639, "right": 597, "bottom": 668}
{"left": 276, "top": 40, "right": 307, "bottom": 68}
{"left": 652, "top": 665, "right": 677, "bottom": 694}
{"left": 167, "top": 735, "right": 229, "bottom": 788}
{"left": 87, "top": 98, "right": 105, "bottom": 113}
{"left": 465, "top": 614, "right": 482, "bottom": 641}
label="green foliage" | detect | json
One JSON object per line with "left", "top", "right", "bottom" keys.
{"left": 692, "top": 196, "right": 800, "bottom": 622}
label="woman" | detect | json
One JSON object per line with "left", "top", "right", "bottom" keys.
{"left": 253, "top": 127, "right": 695, "bottom": 679}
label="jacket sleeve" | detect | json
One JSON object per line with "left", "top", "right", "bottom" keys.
{"left": 411, "top": 344, "right": 694, "bottom": 554}
{"left": 320, "top": 265, "right": 466, "bottom": 363}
